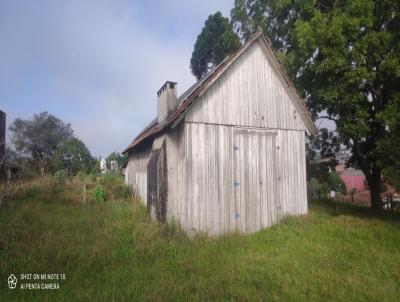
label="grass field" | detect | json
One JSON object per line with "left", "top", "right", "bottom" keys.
{"left": 1, "top": 177, "right": 400, "bottom": 301}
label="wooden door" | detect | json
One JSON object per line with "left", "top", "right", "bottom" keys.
{"left": 147, "top": 141, "right": 168, "bottom": 222}
{"left": 234, "top": 129, "right": 277, "bottom": 233}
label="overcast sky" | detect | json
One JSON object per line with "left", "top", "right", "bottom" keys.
{"left": 0, "top": 0, "right": 233, "bottom": 157}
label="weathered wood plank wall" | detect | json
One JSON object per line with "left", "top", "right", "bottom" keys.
{"left": 127, "top": 38, "right": 309, "bottom": 235}
{"left": 177, "top": 123, "right": 234, "bottom": 234}
{"left": 185, "top": 41, "right": 306, "bottom": 132}
{"left": 175, "top": 40, "right": 308, "bottom": 235}
{"left": 234, "top": 129, "right": 278, "bottom": 233}
{"left": 177, "top": 123, "right": 307, "bottom": 235}
{"left": 126, "top": 147, "right": 151, "bottom": 204}
{"left": 276, "top": 130, "right": 307, "bottom": 215}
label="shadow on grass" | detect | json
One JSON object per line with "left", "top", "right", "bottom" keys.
{"left": 309, "top": 198, "right": 400, "bottom": 224}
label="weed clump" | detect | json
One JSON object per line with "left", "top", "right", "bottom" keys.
{"left": 100, "top": 172, "right": 131, "bottom": 200}
{"left": 93, "top": 185, "right": 107, "bottom": 202}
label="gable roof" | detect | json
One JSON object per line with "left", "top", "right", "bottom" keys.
{"left": 122, "top": 31, "right": 317, "bottom": 154}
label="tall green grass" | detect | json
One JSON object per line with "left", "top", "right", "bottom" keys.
{"left": 1, "top": 179, "right": 399, "bottom": 301}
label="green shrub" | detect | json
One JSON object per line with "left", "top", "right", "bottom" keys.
{"left": 53, "top": 170, "right": 67, "bottom": 185}
{"left": 327, "top": 172, "right": 346, "bottom": 194}
{"left": 93, "top": 185, "right": 107, "bottom": 202}
{"left": 308, "top": 172, "right": 347, "bottom": 199}
{"left": 307, "top": 177, "right": 330, "bottom": 199}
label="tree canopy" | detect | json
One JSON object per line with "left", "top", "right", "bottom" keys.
{"left": 190, "top": 12, "right": 241, "bottom": 80}
{"left": 231, "top": 0, "right": 400, "bottom": 210}
{"left": 55, "top": 137, "right": 96, "bottom": 176}
{"left": 9, "top": 112, "right": 73, "bottom": 175}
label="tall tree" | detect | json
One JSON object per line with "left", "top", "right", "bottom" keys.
{"left": 231, "top": 0, "right": 400, "bottom": 210}
{"left": 9, "top": 112, "right": 73, "bottom": 175}
{"left": 190, "top": 12, "right": 241, "bottom": 80}
{"left": 55, "top": 137, "right": 96, "bottom": 176}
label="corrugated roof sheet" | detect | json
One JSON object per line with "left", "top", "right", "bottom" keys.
{"left": 177, "top": 70, "right": 214, "bottom": 103}
{"left": 136, "top": 118, "right": 157, "bottom": 138}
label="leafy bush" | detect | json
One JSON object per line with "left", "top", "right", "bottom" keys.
{"left": 93, "top": 185, "right": 107, "bottom": 202}
{"left": 307, "top": 177, "right": 330, "bottom": 199}
{"left": 327, "top": 172, "right": 347, "bottom": 194}
{"left": 308, "top": 172, "right": 347, "bottom": 199}
{"left": 53, "top": 170, "right": 67, "bottom": 185}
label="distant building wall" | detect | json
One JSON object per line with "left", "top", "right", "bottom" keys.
{"left": 0, "top": 110, "right": 5, "bottom": 182}
{"left": 340, "top": 169, "right": 366, "bottom": 192}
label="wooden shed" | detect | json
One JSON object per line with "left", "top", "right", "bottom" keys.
{"left": 123, "top": 31, "right": 317, "bottom": 235}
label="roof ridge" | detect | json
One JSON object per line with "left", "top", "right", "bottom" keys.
{"left": 122, "top": 31, "right": 317, "bottom": 154}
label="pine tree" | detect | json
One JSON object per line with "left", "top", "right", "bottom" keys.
{"left": 190, "top": 12, "right": 241, "bottom": 80}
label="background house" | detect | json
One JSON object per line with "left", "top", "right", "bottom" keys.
{"left": 340, "top": 168, "right": 366, "bottom": 193}
{"left": 100, "top": 158, "right": 107, "bottom": 174}
{"left": 123, "top": 31, "right": 317, "bottom": 235}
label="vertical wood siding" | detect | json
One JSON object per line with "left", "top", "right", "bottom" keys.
{"left": 127, "top": 37, "right": 309, "bottom": 235}
{"left": 178, "top": 123, "right": 234, "bottom": 235}
{"left": 172, "top": 39, "right": 309, "bottom": 235}
{"left": 178, "top": 123, "right": 307, "bottom": 235}
{"left": 276, "top": 130, "right": 308, "bottom": 215}
{"left": 126, "top": 147, "right": 151, "bottom": 205}
{"left": 186, "top": 41, "right": 306, "bottom": 132}
{"left": 234, "top": 129, "right": 277, "bottom": 233}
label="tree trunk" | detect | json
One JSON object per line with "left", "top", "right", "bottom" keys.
{"left": 39, "top": 164, "right": 45, "bottom": 176}
{"left": 368, "top": 168, "right": 382, "bottom": 211}
{"left": 37, "top": 156, "right": 47, "bottom": 176}
{"left": 352, "top": 143, "right": 382, "bottom": 211}
{"left": 36, "top": 160, "right": 45, "bottom": 176}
